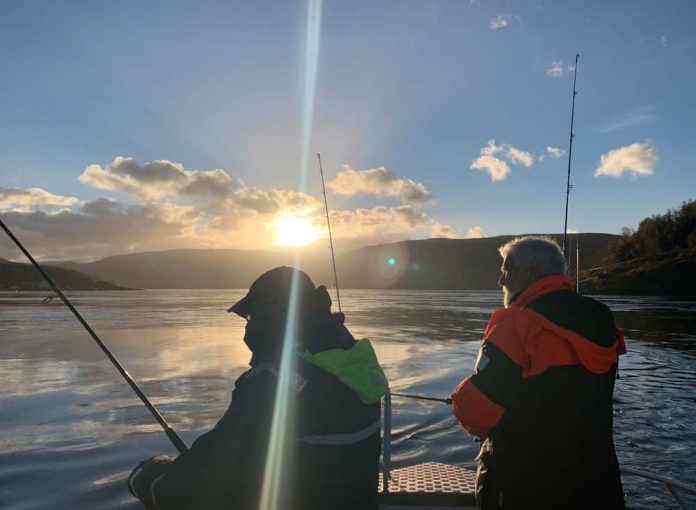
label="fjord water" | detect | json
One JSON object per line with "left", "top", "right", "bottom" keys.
{"left": 1, "top": 290, "right": 694, "bottom": 509}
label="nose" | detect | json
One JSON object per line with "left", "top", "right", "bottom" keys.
{"left": 498, "top": 272, "right": 506, "bottom": 288}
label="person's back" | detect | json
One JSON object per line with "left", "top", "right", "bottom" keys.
{"left": 129, "top": 267, "right": 386, "bottom": 510}
{"left": 476, "top": 288, "right": 623, "bottom": 508}
{"left": 451, "top": 237, "right": 625, "bottom": 509}
{"left": 288, "top": 356, "right": 381, "bottom": 510}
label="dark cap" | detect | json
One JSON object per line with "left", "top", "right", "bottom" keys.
{"left": 228, "top": 266, "right": 316, "bottom": 318}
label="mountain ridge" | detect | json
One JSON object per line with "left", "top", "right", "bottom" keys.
{"left": 43, "top": 234, "right": 617, "bottom": 290}
{"left": 0, "top": 258, "right": 130, "bottom": 291}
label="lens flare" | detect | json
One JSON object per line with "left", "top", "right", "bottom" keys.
{"left": 259, "top": 2, "right": 323, "bottom": 509}
{"left": 258, "top": 265, "right": 302, "bottom": 510}
{"left": 299, "top": 0, "right": 323, "bottom": 190}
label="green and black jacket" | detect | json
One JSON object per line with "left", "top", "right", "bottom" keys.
{"left": 146, "top": 337, "right": 388, "bottom": 510}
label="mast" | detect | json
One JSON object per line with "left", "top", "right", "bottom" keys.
{"left": 562, "top": 53, "right": 579, "bottom": 260}
{"left": 317, "top": 153, "right": 342, "bottom": 313}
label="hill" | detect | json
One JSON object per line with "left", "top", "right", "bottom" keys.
{"left": 580, "top": 250, "right": 696, "bottom": 296}
{"left": 337, "top": 234, "right": 614, "bottom": 290}
{"left": 578, "top": 198, "right": 696, "bottom": 295}
{"left": 46, "top": 234, "right": 616, "bottom": 290}
{"left": 0, "top": 259, "right": 130, "bottom": 291}
{"left": 48, "top": 249, "right": 319, "bottom": 289}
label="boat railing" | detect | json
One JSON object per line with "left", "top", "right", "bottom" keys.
{"left": 381, "top": 393, "right": 392, "bottom": 494}
{"left": 620, "top": 466, "right": 696, "bottom": 510}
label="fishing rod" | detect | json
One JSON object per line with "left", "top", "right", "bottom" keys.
{"left": 317, "top": 153, "right": 342, "bottom": 313}
{"left": 562, "top": 53, "right": 579, "bottom": 259}
{"left": 316, "top": 157, "right": 449, "bottom": 405}
{"left": 315, "top": 156, "right": 450, "bottom": 406}
{"left": 391, "top": 392, "right": 452, "bottom": 405}
{"left": 0, "top": 217, "right": 188, "bottom": 454}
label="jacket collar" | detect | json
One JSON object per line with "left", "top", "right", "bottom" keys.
{"left": 513, "top": 274, "right": 573, "bottom": 307}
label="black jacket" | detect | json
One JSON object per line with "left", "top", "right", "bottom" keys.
{"left": 452, "top": 276, "right": 625, "bottom": 510}
{"left": 143, "top": 341, "right": 383, "bottom": 509}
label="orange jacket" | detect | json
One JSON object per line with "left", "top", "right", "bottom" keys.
{"left": 451, "top": 275, "right": 626, "bottom": 438}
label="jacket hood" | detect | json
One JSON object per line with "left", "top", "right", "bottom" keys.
{"left": 300, "top": 339, "right": 389, "bottom": 404}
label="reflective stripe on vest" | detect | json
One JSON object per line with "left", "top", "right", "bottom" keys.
{"left": 298, "top": 419, "right": 380, "bottom": 445}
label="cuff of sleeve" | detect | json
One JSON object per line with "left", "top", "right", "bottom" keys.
{"left": 451, "top": 378, "right": 504, "bottom": 438}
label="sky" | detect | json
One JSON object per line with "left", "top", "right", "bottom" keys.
{"left": 1, "top": 0, "right": 695, "bottom": 260}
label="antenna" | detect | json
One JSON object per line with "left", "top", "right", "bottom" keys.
{"left": 317, "top": 153, "right": 342, "bottom": 313}
{"left": 562, "top": 53, "right": 579, "bottom": 260}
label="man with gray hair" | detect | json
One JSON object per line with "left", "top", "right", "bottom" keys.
{"left": 452, "top": 236, "right": 626, "bottom": 509}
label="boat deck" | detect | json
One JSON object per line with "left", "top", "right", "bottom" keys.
{"left": 378, "top": 462, "right": 478, "bottom": 508}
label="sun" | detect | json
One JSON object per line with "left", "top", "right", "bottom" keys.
{"left": 272, "top": 213, "right": 321, "bottom": 247}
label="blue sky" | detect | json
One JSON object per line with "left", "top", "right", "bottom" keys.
{"left": 1, "top": 0, "right": 694, "bottom": 259}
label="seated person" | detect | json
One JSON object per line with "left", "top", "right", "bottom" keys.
{"left": 129, "top": 266, "right": 388, "bottom": 510}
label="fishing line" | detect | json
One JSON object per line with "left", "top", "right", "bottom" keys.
{"left": 390, "top": 392, "right": 452, "bottom": 405}
{"left": 0, "top": 217, "right": 188, "bottom": 454}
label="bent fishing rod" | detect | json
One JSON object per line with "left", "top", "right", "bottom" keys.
{"left": 0, "top": 217, "right": 188, "bottom": 454}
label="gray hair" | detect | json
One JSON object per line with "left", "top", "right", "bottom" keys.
{"left": 498, "top": 236, "right": 567, "bottom": 277}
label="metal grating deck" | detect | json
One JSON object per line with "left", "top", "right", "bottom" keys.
{"left": 378, "top": 462, "right": 477, "bottom": 507}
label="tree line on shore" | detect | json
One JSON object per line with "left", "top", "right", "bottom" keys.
{"left": 603, "top": 198, "right": 696, "bottom": 264}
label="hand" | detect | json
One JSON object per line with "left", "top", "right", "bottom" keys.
{"left": 128, "top": 455, "right": 173, "bottom": 508}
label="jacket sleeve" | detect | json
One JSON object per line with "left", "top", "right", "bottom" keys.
{"left": 147, "top": 368, "right": 277, "bottom": 509}
{"left": 451, "top": 314, "right": 524, "bottom": 438}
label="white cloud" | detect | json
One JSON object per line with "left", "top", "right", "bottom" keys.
{"left": 465, "top": 226, "right": 487, "bottom": 239}
{"left": 0, "top": 198, "right": 202, "bottom": 260}
{"left": 489, "top": 14, "right": 511, "bottom": 30}
{"left": 546, "top": 60, "right": 565, "bottom": 77}
{"left": 328, "top": 205, "right": 453, "bottom": 243}
{"left": 660, "top": 35, "right": 668, "bottom": 47}
{"left": 431, "top": 223, "right": 459, "bottom": 239}
{"left": 79, "top": 156, "right": 321, "bottom": 219}
{"left": 471, "top": 155, "right": 510, "bottom": 181}
{"left": 594, "top": 142, "right": 657, "bottom": 178}
{"left": 470, "top": 139, "right": 534, "bottom": 181}
{"left": 2, "top": 157, "right": 456, "bottom": 259}
{"left": 506, "top": 147, "right": 534, "bottom": 167}
{"left": 0, "top": 192, "right": 323, "bottom": 260}
{"left": 0, "top": 187, "right": 79, "bottom": 211}
{"left": 545, "top": 147, "right": 565, "bottom": 158}
{"left": 327, "top": 165, "right": 432, "bottom": 204}
{"left": 79, "top": 157, "right": 238, "bottom": 201}
{"left": 231, "top": 187, "right": 321, "bottom": 215}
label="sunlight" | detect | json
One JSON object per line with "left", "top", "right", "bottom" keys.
{"left": 272, "top": 214, "right": 321, "bottom": 247}
{"left": 260, "top": 1, "right": 323, "bottom": 508}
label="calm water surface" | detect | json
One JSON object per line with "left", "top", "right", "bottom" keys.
{"left": 1, "top": 290, "right": 695, "bottom": 509}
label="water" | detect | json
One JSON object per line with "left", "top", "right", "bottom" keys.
{"left": 1, "top": 290, "right": 695, "bottom": 509}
